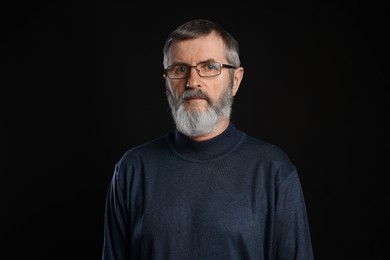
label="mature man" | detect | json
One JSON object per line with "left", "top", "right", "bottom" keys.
{"left": 102, "top": 19, "right": 314, "bottom": 260}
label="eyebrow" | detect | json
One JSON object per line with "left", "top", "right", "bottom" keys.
{"left": 168, "top": 59, "right": 217, "bottom": 67}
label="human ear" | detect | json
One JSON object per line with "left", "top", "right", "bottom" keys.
{"left": 232, "top": 67, "right": 244, "bottom": 96}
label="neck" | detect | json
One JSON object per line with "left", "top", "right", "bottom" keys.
{"left": 189, "top": 118, "right": 230, "bottom": 142}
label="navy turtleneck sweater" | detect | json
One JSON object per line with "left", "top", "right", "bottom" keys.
{"left": 102, "top": 123, "right": 314, "bottom": 260}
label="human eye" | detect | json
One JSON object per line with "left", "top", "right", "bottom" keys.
{"left": 203, "top": 62, "right": 219, "bottom": 71}
{"left": 167, "top": 64, "right": 188, "bottom": 76}
{"left": 176, "top": 65, "right": 189, "bottom": 74}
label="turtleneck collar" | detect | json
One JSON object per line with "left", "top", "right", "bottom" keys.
{"left": 167, "top": 122, "right": 245, "bottom": 161}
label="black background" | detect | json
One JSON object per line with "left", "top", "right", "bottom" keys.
{"left": 1, "top": 2, "right": 389, "bottom": 259}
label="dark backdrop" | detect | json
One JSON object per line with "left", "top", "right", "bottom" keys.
{"left": 2, "top": 2, "right": 388, "bottom": 259}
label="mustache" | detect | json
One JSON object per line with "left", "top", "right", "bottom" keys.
{"left": 180, "top": 89, "right": 211, "bottom": 103}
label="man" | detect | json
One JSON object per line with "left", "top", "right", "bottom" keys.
{"left": 102, "top": 19, "right": 314, "bottom": 259}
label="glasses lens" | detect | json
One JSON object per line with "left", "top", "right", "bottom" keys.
{"left": 165, "top": 62, "right": 224, "bottom": 79}
{"left": 197, "top": 62, "right": 221, "bottom": 77}
{"left": 166, "top": 64, "right": 189, "bottom": 79}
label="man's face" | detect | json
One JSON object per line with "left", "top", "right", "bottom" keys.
{"left": 165, "top": 32, "right": 239, "bottom": 112}
{"left": 164, "top": 32, "right": 242, "bottom": 138}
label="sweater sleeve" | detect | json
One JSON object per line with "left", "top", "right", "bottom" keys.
{"left": 102, "top": 162, "right": 130, "bottom": 260}
{"left": 272, "top": 170, "right": 315, "bottom": 260}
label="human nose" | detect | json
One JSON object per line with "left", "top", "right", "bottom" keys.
{"left": 186, "top": 65, "right": 201, "bottom": 88}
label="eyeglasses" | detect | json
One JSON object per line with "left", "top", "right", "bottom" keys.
{"left": 164, "top": 61, "right": 236, "bottom": 79}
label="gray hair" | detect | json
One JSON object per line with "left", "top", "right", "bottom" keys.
{"left": 163, "top": 19, "right": 241, "bottom": 69}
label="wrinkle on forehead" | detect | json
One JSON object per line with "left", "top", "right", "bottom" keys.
{"left": 167, "top": 32, "right": 226, "bottom": 66}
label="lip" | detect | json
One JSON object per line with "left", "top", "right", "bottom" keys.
{"left": 186, "top": 97, "right": 205, "bottom": 100}
{"left": 185, "top": 97, "right": 207, "bottom": 103}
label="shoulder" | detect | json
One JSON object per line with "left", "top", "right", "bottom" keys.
{"left": 242, "top": 134, "right": 291, "bottom": 162}
{"left": 110, "top": 133, "right": 171, "bottom": 184}
{"left": 118, "top": 133, "right": 171, "bottom": 167}
{"left": 240, "top": 132, "right": 297, "bottom": 183}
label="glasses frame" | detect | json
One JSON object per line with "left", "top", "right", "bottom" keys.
{"left": 164, "top": 61, "right": 237, "bottom": 79}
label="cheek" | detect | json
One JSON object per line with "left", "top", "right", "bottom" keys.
{"left": 214, "top": 89, "right": 228, "bottom": 103}
{"left": 167, "top": 81, "right": 186, "bottom": 98}
{"left": 210, "top": 80, "right": 231, "bottom": 101}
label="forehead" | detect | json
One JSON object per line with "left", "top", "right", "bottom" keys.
{"left": 168, "top": 32, "right": 226, "bottom": 64}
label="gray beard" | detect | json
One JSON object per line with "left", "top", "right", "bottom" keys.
{"left": 166, "top": 84, "right": 234, "bottom": 137}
